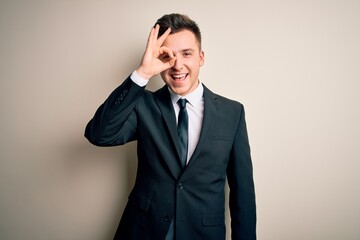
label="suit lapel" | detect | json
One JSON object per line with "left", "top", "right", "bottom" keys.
{"left": 186, "top": 85, "right": 218, "bottom": 169}
{"left": 154, "top": 86, "right": 183, "bottom": 176}
{"left": 153, "top": 84, "right": 219, "bottom": 177}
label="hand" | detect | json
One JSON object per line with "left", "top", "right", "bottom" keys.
{"left": 136, "top": 24, "right": 176, "bottom": 80}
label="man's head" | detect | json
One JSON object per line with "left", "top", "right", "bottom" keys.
{"left": 155, "top": 14, "right": 205, "bottom": 96}
{"left": 155, "top": 13, "right": 202, "bottom": 50}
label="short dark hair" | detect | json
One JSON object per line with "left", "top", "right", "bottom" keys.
{"left": 155, "top": 13, "right": 202, "bottom": 49}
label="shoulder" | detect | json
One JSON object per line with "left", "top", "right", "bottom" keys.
{"left": 135, "top": 84, "right": 169, "bottom": 109}
{"left": 204, "top": 84, "right": 244, "bottom": 111}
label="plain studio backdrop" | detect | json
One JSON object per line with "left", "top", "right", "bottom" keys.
{"left": 0, "top": 0, "right": 359, "bottom": 239}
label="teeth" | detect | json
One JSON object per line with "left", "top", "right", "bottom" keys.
{"left": 172, "top": 74, "right": 187, "bottom": 79}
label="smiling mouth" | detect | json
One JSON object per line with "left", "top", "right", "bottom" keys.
{"left": 171, "top": 73, "right": 188, "bottom": 81}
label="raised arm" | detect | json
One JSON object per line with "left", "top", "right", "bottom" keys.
{"left": 85, "top": 25, "right": 176, "bottom": 146}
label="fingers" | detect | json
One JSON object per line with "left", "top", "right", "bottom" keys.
{"left": 157, "top": 27, "right": 171, "bottom": 46}
{"left": 139, "top": 25, "right": 174, "bottom": 78}
{"left": 158, "top": 46, "right": 176, "bottom": 70}
{"left": 159, "top": 46, "right": 174, "bottom": 59}
{"left": 146, "top": 25, "right": 171, "bottom": 48}
{"left": 158, "top": 55, "right": 176, "bottom": 73}
{"left": 146, "top": 24, "right": 157, "bottom": 47}
{"left": 167, "top": 56, "right": 177, "bottom": 68}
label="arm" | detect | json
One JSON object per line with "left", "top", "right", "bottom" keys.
{"left": 85, "top": 24, "right": 176, "bottom": 146}
{"left": 227, "top": 105, "right": 256, "bottom": 240}
{"left": 84, "top": 77, "right": 144, "bottom": 146}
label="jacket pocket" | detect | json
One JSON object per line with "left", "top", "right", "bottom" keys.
{"left": 128, "top": 192, "right": 151, "bottom": 212}
{"left": 202, "top": 212, "right": 225, "bottom": 226}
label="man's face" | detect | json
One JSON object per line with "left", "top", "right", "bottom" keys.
{"left": 160, "top": 30, "right": 204, "bottom": 96}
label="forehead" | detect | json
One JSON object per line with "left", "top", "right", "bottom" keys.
{"left": 162, "top": 29, "right": 200, "bottom": 51}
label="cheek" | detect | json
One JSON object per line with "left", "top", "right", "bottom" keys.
{"left": 185, "top": 60, "right": 198, "bottom": 71}
{"left": 190, "top": 57, "right": 203, "bottom": 68}
{"left": 189, "top": 63, "right": 201, "bottom": 73}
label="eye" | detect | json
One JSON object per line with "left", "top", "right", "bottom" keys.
{"left": 159, "top": 53, "right": 170, "bottom": 62}
{"left": 184, "top": 51, "right": 192, "bottom": 57}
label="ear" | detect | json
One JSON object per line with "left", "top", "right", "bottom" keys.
{"left": 199, "top": 50, "right": 205, "bottom": 66}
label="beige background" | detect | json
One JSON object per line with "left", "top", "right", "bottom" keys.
{"left": 1, "top": 0, "right": 359, "bottom": 239}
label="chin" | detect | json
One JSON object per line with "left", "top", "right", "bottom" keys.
{"left": 170, "top": 86, "right": 187, "bottom": 96}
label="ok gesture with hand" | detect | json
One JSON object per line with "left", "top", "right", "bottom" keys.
{"left": 136, "top": 24, "right": 176, "bottom": 80}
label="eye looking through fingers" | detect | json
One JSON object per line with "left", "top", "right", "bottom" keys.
{"left": 159, "top": 53, "right": 171, "bottom": 62}
{"left": 159, "top": 46, "right": 174, "bottom": 61}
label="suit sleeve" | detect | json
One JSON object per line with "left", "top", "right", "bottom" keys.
{"left": 84, "top": 76, "right": 145, "bottom": 146}
{"left": 227, "top": 105, "right": 256, "bottom": 240}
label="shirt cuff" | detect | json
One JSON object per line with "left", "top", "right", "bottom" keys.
{"left": 130, "top": 71, "right": 149, "bottom": 87}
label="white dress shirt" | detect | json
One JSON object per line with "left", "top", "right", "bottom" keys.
{"left": 130, "top": 71, "right": 204, "bottom": 164}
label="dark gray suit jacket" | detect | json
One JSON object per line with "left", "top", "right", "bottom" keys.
{"left": 85, "top": 77, "right": 256, "bottom": 240}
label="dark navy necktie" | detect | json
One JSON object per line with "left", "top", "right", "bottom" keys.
{"left": 177, "top": 98, "right": 188, "bottom": 168}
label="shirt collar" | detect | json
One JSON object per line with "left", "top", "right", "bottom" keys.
{"left": 168, "top": 80, "right": 204, "bottom": 107}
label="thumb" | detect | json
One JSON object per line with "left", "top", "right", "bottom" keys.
{"left": 158, "top": 57, "right": 176, "bottom": 73}
{"left": 167, "top": 56, "right": 177, "bottom": 68}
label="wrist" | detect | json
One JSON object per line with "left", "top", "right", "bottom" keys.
{"left": 131, "top": 71, "right": 149, "bottom": 87}
{"left": 135, "top": 67, "right": 153, "bottom": 80}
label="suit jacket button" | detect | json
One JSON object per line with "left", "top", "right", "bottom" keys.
{"left": 164, "top": 215, "right": 172, "bottom": 223}
{"left": 177, "top": 182, "right": 183, "bottom": 190}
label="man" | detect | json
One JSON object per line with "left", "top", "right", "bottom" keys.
{"left": 85, "top": 13, "right": 256, "bottom": 240}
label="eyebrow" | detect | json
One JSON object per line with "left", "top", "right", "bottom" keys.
{"left": 182, "top": 49, "right": 195, "bottom": 52}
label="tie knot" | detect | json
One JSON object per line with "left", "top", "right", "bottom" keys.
{"left": 178, "top": 98, "right": 187, "bottom": 108}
